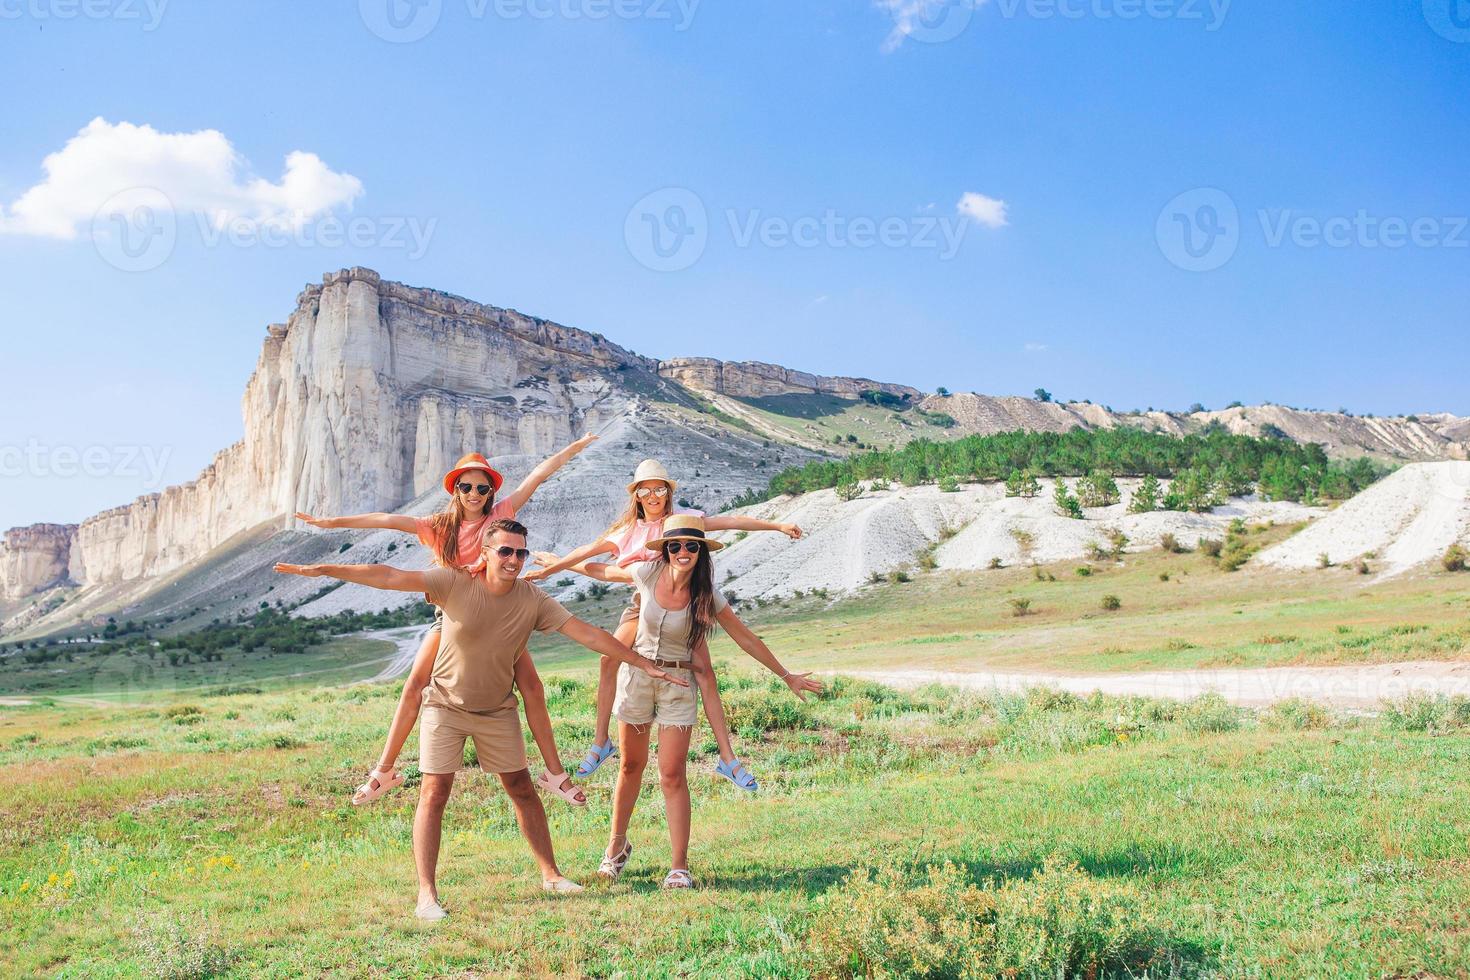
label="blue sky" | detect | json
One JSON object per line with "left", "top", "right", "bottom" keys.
{"left": 2, "top": 0, "right": 1468, "bottom": 528}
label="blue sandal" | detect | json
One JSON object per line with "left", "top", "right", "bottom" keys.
{"left": 576, "top": 739, "right": 617, "bottom": 778}
{"left": 715, "top": 757, "right": 758, "bottom": 792}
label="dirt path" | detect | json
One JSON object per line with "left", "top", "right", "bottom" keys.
{"left": 356, "top": 625, "right": 430, "bottom": 683}
{"left": 839, "top": 660, "right": 1470, "bottom": 709}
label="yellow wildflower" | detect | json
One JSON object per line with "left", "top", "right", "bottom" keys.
{"left": 20, "top": 881, "right": 30, "bottom": 893}
{"left": 47, "top": 873, "right": 58, "bottom": 886}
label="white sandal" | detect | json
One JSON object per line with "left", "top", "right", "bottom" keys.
{"left": 352, "top": 768, "right": 404, "bottom": 806}
{"left": 535, "top": 770, "right": 588, "bottom": 807}
{"left": 662, "top": 868, "right": 695, "bottom": 890}
{"left": 599, "top": 839, "right": 633, "bottom": 880}
{"left": 542, "top": 877, "right": 584, "bottom": 894}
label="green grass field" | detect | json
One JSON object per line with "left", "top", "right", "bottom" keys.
{"left": 5, "top": 549, "right": 1470, "bottom": 977}
{"left": 4, "top": 668, "right": 1470, "bottom": 977}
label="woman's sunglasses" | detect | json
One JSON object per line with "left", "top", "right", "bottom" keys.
{"left": 487, "top": 546, "right": 530, "bottom": 560}
{"left": 457, "top": 482, "right": 493, "bottom": 496}
{"left": 664, "top": 540, "right": 704, "bottom": 554}
{"left": 635, "top": 486, "right": 670, "bottom": 499}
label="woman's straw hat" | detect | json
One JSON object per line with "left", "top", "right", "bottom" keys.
{"left": 644, "top": 513, "right": 724, "bottom": 552}
{"left": 442, "top": 453, "right": 505, "bottom": 495}
{"left": 626, "top": 458, "right": 678, "bottom": 494}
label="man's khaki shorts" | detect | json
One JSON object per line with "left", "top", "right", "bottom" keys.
{"left": 419, "top": 702, "right": 527, "bottom": 774}
{"left": 613, "top": 660, "right": 698, "bottom": 728}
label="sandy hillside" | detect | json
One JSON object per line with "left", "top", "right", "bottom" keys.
{"left": 714, "top": 479, "right": 1322, "bottom": 601}
{"left": 1256, "top": 461, "right": 1470, "bottom": 577}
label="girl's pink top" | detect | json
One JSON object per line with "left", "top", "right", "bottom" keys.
{"left": 606, "top": 506, "right": 702, "bottom": 567}
{"left": 414, "top": 499, "right": 518, "bottom": 569}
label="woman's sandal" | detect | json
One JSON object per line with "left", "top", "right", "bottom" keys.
{"left": 576, "top": 739, "right": 617, "bottom": 778}
{"left": 662, "top": 868, "right": 695, "bottom": 890}
{"left": 351, "top": 768, "right": 405, "bottom": 806}
{"left": 535, "top": 770, "right": 588, "bottom": 807}
{"left": 598, "top": 839, "right": 633, "bottom": 880}
{"left": 715, "top": 757, "right": 758, "bottom": 792}
{"left": 541, "top": 877, "right": 584, "bottom": 894}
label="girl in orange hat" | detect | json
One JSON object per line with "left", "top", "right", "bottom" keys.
{"left": 525, "top": 458, "right": 802, "bottom": 792}
{"left": 296, "top": 434, "right": 597, "bottom": 808}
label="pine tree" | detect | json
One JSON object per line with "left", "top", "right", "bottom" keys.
{"left": 1053, "top": 480, "right": 1084, "bottom": 520}
{"left": 1129, "top": 474, "right": 1160, "bottom": 513}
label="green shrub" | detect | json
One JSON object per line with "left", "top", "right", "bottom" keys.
{"left": 1053, "top": 481, "right": 1084, "bottom": 520}
{"left": 1444, "top": 544, "right": 1468, "bottom": 572}
{"left": 988, "top": 557, "right": 1003, "bottom": 569}
{"left": 1381, "top": 694, "right": 1470, "bottom": 733}
{"left": 1266, "top": 698, "right": 1333, "bottom": 730}
{"left": 1075, "top": 566, "right": 1092, "bottom": 577}
{"left": 1008, "top": 597, "right": 1032, "bottom": 617}
{"left": 1179, "top": 692, "right": 1243, "bottom": 733}
{"left": 1101, "top": 594, "right": 1121, "bottom": 611}
{"left": 1198, "top": 538, "right": 1223, "bottom": 559}
{"left": 722, "top": 688, "right": 817, "bottom": 732}
{"left": 802, "top": 857, "right": 1168, "bottom": 980}
{"left": 835, "top": 479, "right": 863, "bottom": 502}
{"left": 135, "top": 911, "right": 235, "bottom": 980}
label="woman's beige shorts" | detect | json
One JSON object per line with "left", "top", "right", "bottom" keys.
{"left": 613, "top": 661, "right": 698, "bottom": 728}
{"left": 418, "top": 703, "right": 527, "bottom": 774}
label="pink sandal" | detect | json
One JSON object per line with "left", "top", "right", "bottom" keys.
{"left": 535, "top": 770, "right": 588, "bottom": 807}
{"left": 352, "top": 768, "right": 404, "bottom": 806}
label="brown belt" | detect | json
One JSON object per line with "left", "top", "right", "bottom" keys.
{"left": 649, "top": 658, "right": 694, "bottom": 671}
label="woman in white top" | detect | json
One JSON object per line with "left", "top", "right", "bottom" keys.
{"left": 574, "top": 514, "right": 822, "bottom": 889}
{"left": 526, "top": 459, "right": 801, "bottom": 791}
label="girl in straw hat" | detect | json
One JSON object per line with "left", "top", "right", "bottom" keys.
{"left": 571, "top": 513, "right": 822, "bottom": 888}
{"left": 295, "top": 434, "right": 597, "bottom": 808}
{"left": 525, "top": 458, "right": 802, "bottom": 791}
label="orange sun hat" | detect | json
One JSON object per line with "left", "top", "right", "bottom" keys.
{"left": 442, "top": 453, "right": 505, "bottom": 495}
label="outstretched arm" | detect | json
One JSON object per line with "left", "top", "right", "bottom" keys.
{"left": 574, "top": 562, "right": 636, "bottom": 585}
{"left": 501, "top": 434, "right": 599, "bottom": 512}
{"left": 524, "top": 539, "right": 617, "bottom": 582}
{"left": 714, "top": 606, "right": 823, "bottom": 700}
{"left": 557, "top": 617, "right": 689, "bottom": 687}
{"left": 295, "top": 511, "right": 419, "bottom": 534}
{"left": 705, "top": 515, "right": 802, "bottom": 539}
{"left": 273, "top": 563, "right": 429, "bottom": 593}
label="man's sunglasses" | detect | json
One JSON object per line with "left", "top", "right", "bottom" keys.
{"left": 457, "top": 482, "right": 493, "bottom": 496}
{"left": 488, "top": 546, "right": 530, "bottom": 560}
{"left": 664, "top": 540, "right": 704, "bottom": 554}
{"left": 635, "top": 486, "right": 670, "bottom": 499}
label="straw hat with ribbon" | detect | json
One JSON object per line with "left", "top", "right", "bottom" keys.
{"left": 442, "top": 453, "right": 505, "bottom": 495}
{"left": 644, "top": 513, "right": 725, "bottom": 552}
{"left": 626, "top": 458, "right": 678, "bottom": 495}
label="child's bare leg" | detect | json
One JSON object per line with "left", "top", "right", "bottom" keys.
{"left": 691, "top": 639, "right": 738, "bottom": 765}
{"left": 515, "top": 648, "right": 586, "bottom": 804}
{"left": 593, "top": 618, "right": 638, "bottom": 745}
{"left": 374, "top": 628, "right": 439, "bottom": 775}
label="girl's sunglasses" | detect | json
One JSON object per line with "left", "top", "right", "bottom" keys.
{"left": 488, "top": 546, "right": 530, "bottom": 560}
{"left": 635, "top": 486, "right": 670, "bottom": 499}
{"left": 457, "top": 482, "right": 492, "bottom": 496}
{"left": 665, "top": 540, "right": 704, "bottom": 554}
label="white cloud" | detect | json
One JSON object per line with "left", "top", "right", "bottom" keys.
{"left": 0, "top": 118, "right": 363, "bottom": 239}
{"left": 877, "top": 0, "right": 982, "bottom": 53}
{"left": 957, "top": 190, "right": 1008, "bottom": 229}
{"left": 1024, "top": 342, "right": 1049, "bottom": 352}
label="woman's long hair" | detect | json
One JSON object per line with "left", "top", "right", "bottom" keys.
{"left": 425, "top": 481, "right": 495, "bottom": 568}
{"left": 662, "top": 542, "right": 717, "bottom": 651}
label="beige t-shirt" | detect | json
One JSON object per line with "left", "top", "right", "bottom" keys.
{"left": 422, "top": 568, "right": 573, "bottom": 713}
{"left": 629, "top": 560, "right": 728, "bottom": 663}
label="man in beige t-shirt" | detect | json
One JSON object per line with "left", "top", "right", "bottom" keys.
{"left": 276, "top": 519, "right": 686, "bottom": 919}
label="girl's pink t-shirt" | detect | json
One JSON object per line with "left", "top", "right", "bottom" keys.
{"left": 415, "top": 499, "right": 518, "bottom": 569}
{"left": 606, "top": 506, "right": 702, "bottom": 567}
